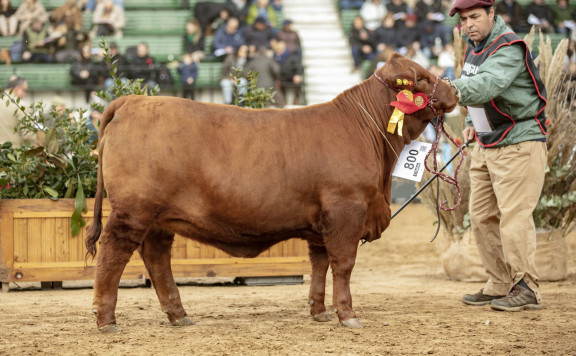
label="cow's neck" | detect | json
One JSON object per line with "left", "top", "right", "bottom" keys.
{"left": 332, "top": 80, "right": 407, "bottom": 182}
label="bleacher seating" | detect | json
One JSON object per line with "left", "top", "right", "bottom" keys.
{"left": 0, "top": 0, "right": 291, "bottom": 98}
{"left": 124, "top": 0, "right": 184, "bottom": 10}
{"left": 11, "top": 0, "right": 64, "bottom": 10}
{"left": 98, "top": 35, "right": 184, "bottom": 62}
{"left": 1, "top": 64, "right": 72, "bottom": 91}
{"left": 123, "top": 11, "right": 191, "bottom": 36}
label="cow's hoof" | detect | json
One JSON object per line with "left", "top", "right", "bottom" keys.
{"left": 99, "top": 324, "right": 123, "bottom": 333}
{"left": 313, "top": 312, "right": 331, "bottom": 322}
{"left": 172, "top": 316, "right": 195, "bottom": 326}
{"left": 340, "top": 318, "right": 364, "bottom": 329}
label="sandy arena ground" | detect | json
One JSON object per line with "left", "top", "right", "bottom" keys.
{"left": 1, "top": 203, "right": 575, "bottom": 355}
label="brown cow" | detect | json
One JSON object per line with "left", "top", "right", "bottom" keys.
{"left": 86, "top": 53, "right": 459, "bottom": 332}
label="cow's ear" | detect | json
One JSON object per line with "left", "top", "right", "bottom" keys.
{"left": 378, "top": 52, "right": 417, "bottom": 91}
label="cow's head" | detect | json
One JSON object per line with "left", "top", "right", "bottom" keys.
{"left": 374, "top": 52, "right": 459, "bottom": 140}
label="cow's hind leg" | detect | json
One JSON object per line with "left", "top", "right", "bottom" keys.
{"left": 307, "top": 244, "right": 331, "bottom": 322}
{"left": 138, "top": 229, "right": 194, "bottom": 327}
{"left": 92, "top": 213, "right": 147, "bottom": 333}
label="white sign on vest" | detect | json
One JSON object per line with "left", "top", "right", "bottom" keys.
{"left": 392, "top": 141, "right": 432, "bottom": 182}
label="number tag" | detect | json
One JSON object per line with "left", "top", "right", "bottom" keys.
{"left": 392, "top": 141, "right": 432, "bottom": 182}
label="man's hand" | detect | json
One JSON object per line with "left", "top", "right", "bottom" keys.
{"left": 462, "top": 126, "right": 476, "bottom": 142}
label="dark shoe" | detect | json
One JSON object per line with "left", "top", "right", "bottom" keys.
{"left": 491, "top": 285, "right": 542, "bottom": 312}
{"left": 462, "top": 289, "right": 505, "bottom": 306}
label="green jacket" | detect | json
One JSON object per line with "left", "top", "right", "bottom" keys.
{"left": 454, "top": 16, "right": 547, "bottom": 147}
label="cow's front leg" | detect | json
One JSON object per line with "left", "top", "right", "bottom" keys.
{"left": 307, "top": 244, "right": 331, "bottom": 322}
{"left": 138, "top": 229, "right": 194, "bottom": 327}
{"left": 323, "top": 206, "right": 365, "bottom": 329}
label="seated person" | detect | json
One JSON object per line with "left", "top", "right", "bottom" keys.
{"left": 243, "top": 16, "right": 276, "bottom": 52}
{"left": 91, "top": 0, "right": 125, "bottom": 37}
{"left": 349, "top": 15, "right": 374, "bottom": 71}
{"left": 525, "top": 0, "right": 556, "bottom": 33}
{"left": 273, "top": 40, "right": 303, "bottom": 106}
{"left": 213, "top": 16, "right": 245, "bottom": 59}
{"left": 128, "top": 42, "right": 158, "bottom": 90}
{"left": 22, "top": 18, "right": 53, "bottom": 63}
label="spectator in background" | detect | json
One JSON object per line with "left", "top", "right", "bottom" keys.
{"left": 22, "top": 18, "right": 53, "bottom": 62}
{"left": 437, "top": 42, "right": 455, "bottom": 79}
{"left": 246, "top": 0, "right": 276, "bottom": 28}
{"left": 553, "top": 0, "right": 576, "bottom": 34}
{"left": 193, "top": 1, "right": 228, "bottom": 35}
{"left": 183, "top": 19, "right": 205, "bottom": 60}
{"left": 50, "top": 12, "right": 89, "bottom": 63}
{"left": 0, "top": 0, "right": 18, "bottom": 37}
{"left": 495, "top": 0, "right": 528, "bottom": 33}
{"left": 271, "top": 0, "right": 282, "bottom": 11}
{"left": 243, "top": 16, "right": 276, "bottom": 52}
{"left": 349, "top": 15, "right": 374, "bottom": 72}
{"left": 414, "top": 0, "right": 451, "bottom": 58}
{"left": 277, "top": 19, "right": 301, "bottom": 57}
{"left": 372, "top": 13, "right": 397, "bottom": 53}
{"left": 91, "top": 0, "right": 125, "bottom": 37}
{"left": 70, "top": 44, "right": 100, "bottom": 102}
{"left": 50, "top": 0, "right": 87, "bottom": 63}
{"left": 245, "top": 45, "right": 281, "bottom": 107}
{"left": 220, "top": 44, "right": 249, "bottom": 105}
{"left": 273, "top": 40, "right": 303, "bottom": 106}
{"left": 386, "top": 0, "right": 412, "bottom": 28}
{"left": 225, "top": 0, "right": 249, "bottom": 26}
{"left": 129, "top": 42, "right": 158, "bottom": 90}
{"left": 213, "top": 16, "right": 245, "bottom": 59}
{"left": 525, "top": 0, "right": 555, "bottom": 33}
{"left": 51, "top": 0, "right": 83, "bottom": 33}
{"left": 395, "top": 14, "right": 420, "bottom": 54}
{"left": 14, "top": 0, "right": 48, "bottom": 36}
{"left": 0, "top": 76, "right": 36, "bottom": 148}
{"left": 339, "top": 0, "right": 365, "bottom": 10}
{"left": 360, "top": 0, "right": 387, "bottom": 32}
{"left": 178, "top": 52, "right": 199, "bottom": 100}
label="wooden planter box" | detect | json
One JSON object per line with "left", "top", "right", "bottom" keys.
{"left": 0, "top": 199, "right": 310, "bottom": 292}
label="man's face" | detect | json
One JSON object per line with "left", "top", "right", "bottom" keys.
{"left": 14, "top": 82, "right": 28, "bottom": 99}
{"left": 459, "top": 7, "right": 494, "bottom": 44}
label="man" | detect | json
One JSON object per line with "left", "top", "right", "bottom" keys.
{"left": 449, "top": 0, "right": 548, "bottom": 311}
{"left": 0, "top": 76, "right": 36, "bottom": 147}
{"left": 128, "top": 42, "right": 158, "bottom": 89}
{"left": 213, "top": 16, "right": 245, "bottom": 59}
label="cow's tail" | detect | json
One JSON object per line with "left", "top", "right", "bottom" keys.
{"left": 85, "top": 96, "right": 125, "bottom": 261}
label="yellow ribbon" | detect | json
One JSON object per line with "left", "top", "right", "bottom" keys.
{"left": 387, "top": 90, "right": 413, "bottom": 136}
{"left": 387, "top": 108, "right": 404, "bottom": 136}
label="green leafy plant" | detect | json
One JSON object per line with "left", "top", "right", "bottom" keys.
{"left": 230, "top": 66, "right": 276, "bottom": 109}
{"left": 0, "top": 38, "right": 159, "bottom": 235}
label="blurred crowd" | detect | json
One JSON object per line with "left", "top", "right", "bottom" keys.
{"left": 342, "top": 0, "right": 576, "bottom": 79}
{"left": 0, "top": 0, "right": 304, "bottom": 107}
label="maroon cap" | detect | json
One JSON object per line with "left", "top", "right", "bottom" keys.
{"left": 449, "top": 0, "right": 494, "bottom": 16}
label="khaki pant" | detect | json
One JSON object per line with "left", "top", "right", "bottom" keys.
{"left": 469, "top": 141, "right": 547, "bottom": 303}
